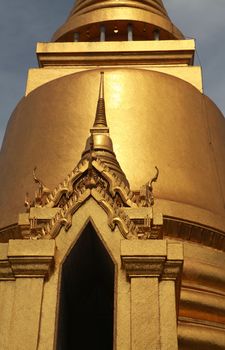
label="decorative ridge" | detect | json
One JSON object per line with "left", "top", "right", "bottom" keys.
{"left": 25, "top": 157, "right": 159, "bottom": 213}
{"left": 93, "top": 72, "right": 107, "bottom": 128}
{"left": 22, "top": 156, "right": 162, "bottom": 240}
{"left": 41, "top": 183, "right": 139, "bottom": 240}
{"left": 45, "top": 159, "right": 89, "bottom": 207}
{"left": 44, "top": 157, "right": 136, "bottom": 209}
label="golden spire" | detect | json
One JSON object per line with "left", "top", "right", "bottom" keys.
{"left": 53, "top": 0, "right": 184, "bottom": 42}
{"left": 81, "top": 72, "right": 129, "bottom": 187}
{"left": 94, "top": 72, "right": 107, "bottom": 128}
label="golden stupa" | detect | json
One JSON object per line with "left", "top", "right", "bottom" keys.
{"left": 0, "top": 1, "right": 224, "bottom": 349}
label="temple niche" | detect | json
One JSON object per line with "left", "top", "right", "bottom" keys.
{"left": 0, "top": 1, "right": 225, "bottom": 350}
{"left": 57, "top": 222, "right": 115, "bottom": 350}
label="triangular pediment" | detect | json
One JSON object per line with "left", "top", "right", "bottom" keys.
{"left": 29, "top": 156, "right": 139, "bottom": 240}
{"left": 20, "top": 156, "right": 162, "bottom": 241}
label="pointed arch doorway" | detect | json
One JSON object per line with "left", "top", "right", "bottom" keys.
{"left": 57, "top": 221, "right": 115, "bottom": 350}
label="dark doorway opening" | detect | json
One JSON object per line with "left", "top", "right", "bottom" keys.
{"left": 57, "top": 222, "right": 115, "bottom": 350}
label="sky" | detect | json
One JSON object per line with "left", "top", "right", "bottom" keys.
{"left": 0, "top": 0, "right": 224, "bottom": 146}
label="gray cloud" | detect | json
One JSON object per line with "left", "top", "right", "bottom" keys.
{"left": 0, "top": 0, "right": 224, "bottom": 146}
{"left": 0, "top": 0, "right": 73, "bottom": 145}
{"left": 165, "top": 0, "right": 225, "bottom": 112}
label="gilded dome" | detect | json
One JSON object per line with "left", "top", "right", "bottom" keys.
{"left": 0, "top": 68, "right": 225, "bottom": 230}
{"left": 53, "top": 0, "right": 184, "bottom": 41}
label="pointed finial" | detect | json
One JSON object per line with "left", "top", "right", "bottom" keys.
{"left": 81, "top": 72, "right": 130, "bottom": 188}
{"left": 93, "top": 72, "right": 107, "bottom": 128}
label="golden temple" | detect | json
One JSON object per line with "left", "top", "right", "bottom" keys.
{"left": 0, "top": 1, "right": 225, "bottom": 349}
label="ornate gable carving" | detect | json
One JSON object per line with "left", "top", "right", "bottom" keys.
{"left": 21, "top": 156, "right": 162, "bottom": 241}
{"left": 19, "top": 72, "right": 162, "bottom": 241}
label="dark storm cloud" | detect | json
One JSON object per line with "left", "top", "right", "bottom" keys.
{"left": 0, "top": 0, "right": 224, "bottom": 145}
